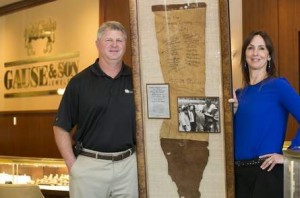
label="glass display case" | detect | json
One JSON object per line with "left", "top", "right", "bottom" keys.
{"left": 0, "top": 156, "right": 69, "bottom": 198}
{"left": 283, "top": 148, "right": 300, "bottom": 198}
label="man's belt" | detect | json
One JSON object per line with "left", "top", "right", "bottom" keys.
{"left": 80, "top": 147, "right": 135, "bottom": 161}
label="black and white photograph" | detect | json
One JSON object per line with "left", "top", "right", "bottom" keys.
{"left": 178, "top": 97, "right": 220, "bottom": 133}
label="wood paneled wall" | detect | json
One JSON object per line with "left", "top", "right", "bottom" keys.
{"left": 243, "top": 0, "right": 300, "bottom": 140}
{"left": 100, "top": 0, "right": 132, "bottom": 66}
{"left": 0, "top": 111, "right": 61, "bottom": 158}
{"left": 242, "top": 0, "right": 279, "bottom": 68}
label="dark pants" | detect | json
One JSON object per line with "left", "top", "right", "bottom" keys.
{"left": 235, "top": 164, "right": 283, "bottom": 198}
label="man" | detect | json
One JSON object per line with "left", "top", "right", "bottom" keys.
{"left": 53, "top": 21, "right": 138, "bottom": 198}
{"left": 202, "top": 99, "right": 218, "bottom": 132}
{"left": 178, "top": 106, "right": 191, "bottom": 132}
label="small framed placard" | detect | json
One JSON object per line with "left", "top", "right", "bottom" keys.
{"left": 146, "top": 83, "right": 170, "bottom": 119}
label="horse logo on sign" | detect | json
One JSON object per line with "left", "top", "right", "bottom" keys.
{"left": 24, "top": 18, "right": 56, "bottom": 56}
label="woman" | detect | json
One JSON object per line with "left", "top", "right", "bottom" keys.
{"left": 230, "top": 31, "right": 300, "bottom": 198}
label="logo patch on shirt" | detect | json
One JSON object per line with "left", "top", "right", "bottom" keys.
{"left": 124, "top": 89, "right": 133, "bottom": 94}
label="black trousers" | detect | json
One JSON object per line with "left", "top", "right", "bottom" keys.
{"left": 235, "top": 164, "right": 283, "bottom": 198}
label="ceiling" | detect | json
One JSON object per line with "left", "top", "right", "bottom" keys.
{"left": 0, "top": 0, "right": 56, "bottom": 16}
{"left": 0, "top": 0, "right": 23, "bottom": 7}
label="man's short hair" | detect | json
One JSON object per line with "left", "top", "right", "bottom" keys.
{"left": 97, "top": 21, "right": 127, "bottom": 40}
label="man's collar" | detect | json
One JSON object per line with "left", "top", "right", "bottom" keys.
{"left": 91, "top": 58, "right": 131, "bottom": 77}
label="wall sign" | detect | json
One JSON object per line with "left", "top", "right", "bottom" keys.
{"left": 0, "top": 0, "right": 99, "bottom": 111}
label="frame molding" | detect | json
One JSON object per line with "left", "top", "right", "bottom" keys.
{"left": 129, "top": 1, "right": 148, "bottom": 197}
{"left": 219, "top": 0, "right": 235, "bottom": 197}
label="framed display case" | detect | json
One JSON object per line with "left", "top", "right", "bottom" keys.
{"left": 0, "top": 156, "right": 69, "bottom": 198}
{"left": 130, "top": 0, "right": 233, "bottom": 197}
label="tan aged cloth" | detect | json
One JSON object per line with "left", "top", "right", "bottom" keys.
{"left": 152, "top": 3, "right": 210, "bottom": 198}
{"left": 152, "top": 3, "right": 208, "bottom": 141}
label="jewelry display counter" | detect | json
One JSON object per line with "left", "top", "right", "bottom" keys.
{"left": 283, "top": 149, "right": 300, "bottom": 198}
{"left": 0, "top": 156, "right": 69, "bottom": 198}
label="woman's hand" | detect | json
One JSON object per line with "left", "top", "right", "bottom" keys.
{"left": 228, "top": 89, "right": 238, "bottom": 114}
{"left": 259, "top": 153, "right": 284, "bottom": 171}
